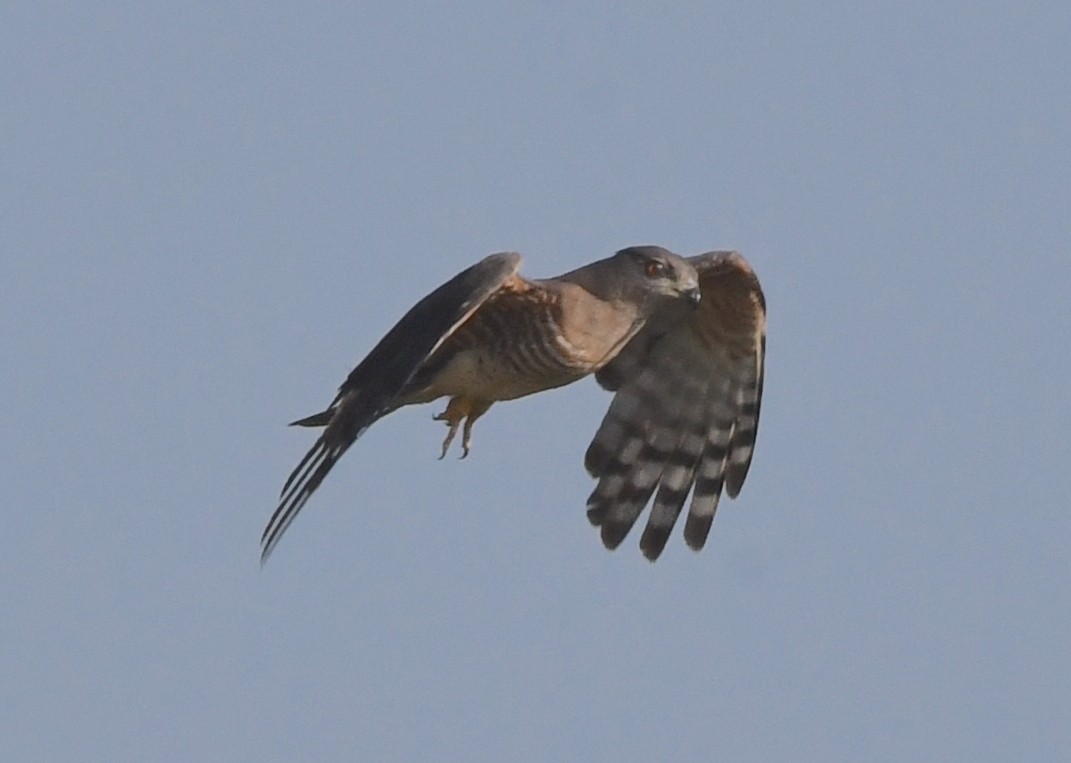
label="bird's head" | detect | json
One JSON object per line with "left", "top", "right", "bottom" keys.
{"left": 613, "top": 246, "right": 701, "bottom": 311}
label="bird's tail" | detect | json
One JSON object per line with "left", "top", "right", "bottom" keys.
{"left": 262, "top": 394, "right": 386, "bottom": 564}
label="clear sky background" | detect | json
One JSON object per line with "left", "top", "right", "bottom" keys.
{"left": 4, "top": 3, "right": 1069, "bottom": 761}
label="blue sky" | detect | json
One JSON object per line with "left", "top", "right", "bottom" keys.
{"left": 4, "top": 2, "right": 1069, "bottom": 761}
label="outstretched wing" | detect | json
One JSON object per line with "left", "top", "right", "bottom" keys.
{"left": 584, "top": 251, "right": 766, "bottom": 560}
{"left": 261, "top": 252, "right": 522, "bottom": 563}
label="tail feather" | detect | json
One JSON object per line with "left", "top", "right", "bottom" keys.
{"left": 261, "top": 392, "right": 384, "bottom": 564}
{"left": 261, "top": 437, "right": 348, "bottom": 564}
{"left": 289, "top": 409, "right": 333, "bottom": 428}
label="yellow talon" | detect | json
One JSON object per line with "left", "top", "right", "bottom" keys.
{"left": 433, "top": 396, "right": 492, "bottom": 459}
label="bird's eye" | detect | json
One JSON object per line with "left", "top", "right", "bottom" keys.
{"left": 644, "top": 260, "right": 667, "bottom": 278}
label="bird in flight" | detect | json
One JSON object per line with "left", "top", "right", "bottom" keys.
{"left": 262, "top": 246, "right": 765, "bottom": 563}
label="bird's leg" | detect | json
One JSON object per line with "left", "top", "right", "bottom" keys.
{"left": 433, "top": 397, "right": 492, "bottom": 459}
{"left": 459, "top": 400, "right": 492, "bottom": 458}
{"left": 433, "top": 398, "right": 463, "bottom": 459}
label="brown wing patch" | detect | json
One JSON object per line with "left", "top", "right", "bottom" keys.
{"left": 413, "top": 278, "right": 591, "bottom": 404}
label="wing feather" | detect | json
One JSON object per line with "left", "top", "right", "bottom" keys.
{"left": 586, "top": 251, "right": 766, "bottom": 559}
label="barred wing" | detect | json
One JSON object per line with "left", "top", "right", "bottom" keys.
{"left": 585, "top": 251, "right": 766, "bottom": 560}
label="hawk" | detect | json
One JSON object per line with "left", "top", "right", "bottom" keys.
{"left": 262, "top": 246, "right": 765, "bottom": 563}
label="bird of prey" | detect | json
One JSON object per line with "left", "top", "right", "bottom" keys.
{"left": 262, "top": 246, "right": 765, "bottom": 563}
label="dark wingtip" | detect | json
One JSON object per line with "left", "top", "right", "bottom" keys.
{"left": 600, "top": 520, "right": 633, "bottom": 550}
{"left": 583, "top": 441, "right": 613, "bottom": 477}
{"left": 639, "top": 525, "right": 670, "bottom": 561}
{"left": 725, "top": 461, "right": 752, "bottom": 497}
{"left": 683, "top": 513, "right": 714, "bottom": 551}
